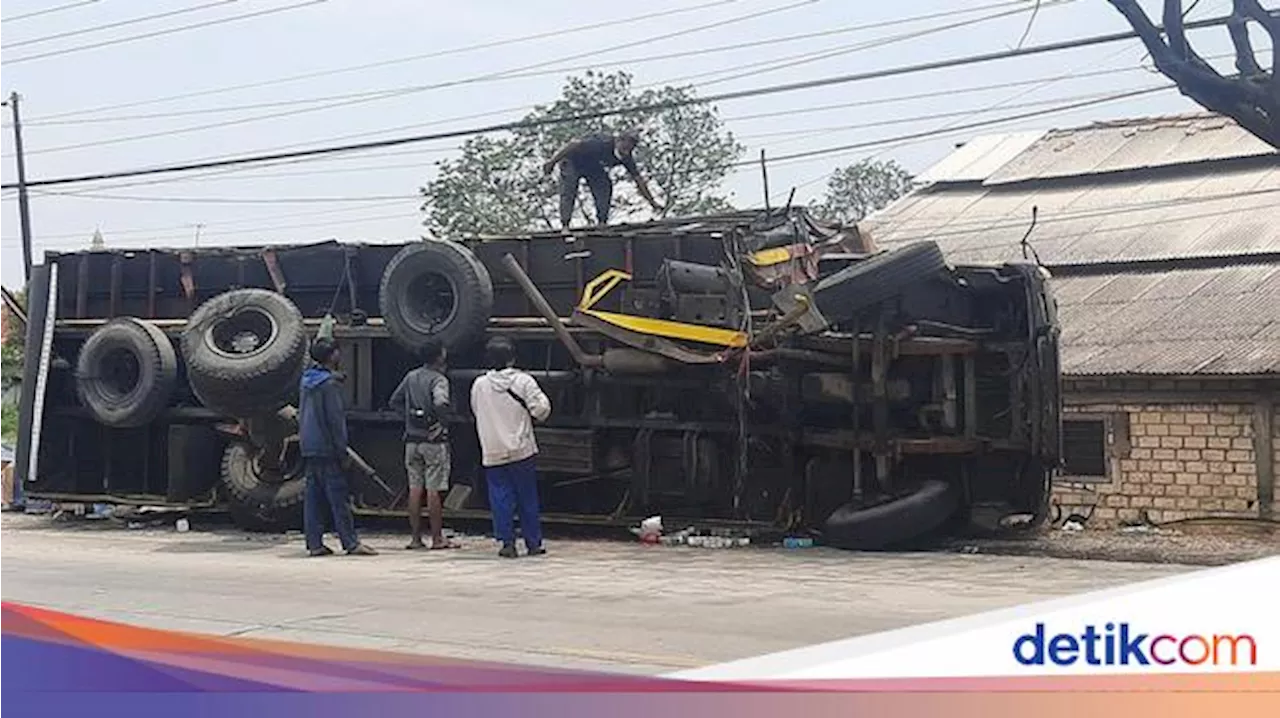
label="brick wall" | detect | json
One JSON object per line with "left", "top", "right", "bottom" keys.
{"left": 1052, "top": 401, "right": 1271, "bottom": 527}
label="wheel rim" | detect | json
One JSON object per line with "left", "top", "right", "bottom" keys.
{"left": 99, "top": 347, "right": 142, "bottom": 402}
{"left": 205, "top": 306, "right": 279, "bottom": 359}
{"left": 402, "top": 270, "right": 458, "bottom": 335}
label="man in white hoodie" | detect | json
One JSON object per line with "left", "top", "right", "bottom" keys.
{"left": 470, "top": 336, "right": 552, "bottom": 558}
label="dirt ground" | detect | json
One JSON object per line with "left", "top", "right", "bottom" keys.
{"left": 3, "top": 510, "right": 1273, "bottom": 674}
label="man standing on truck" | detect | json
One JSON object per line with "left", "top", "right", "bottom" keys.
{"left": 299, "top": 338, "right": 378, "bottom": 557}
{"left": 389, "top": 339, "right": 458, "bottom": 551}
{"left": 470, "top": 336, "right": 552, "bottom": 558}
{"left": 542, "top": 130, "right": 664, "bottom": 229}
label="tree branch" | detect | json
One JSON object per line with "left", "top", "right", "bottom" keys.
{"left": 1107, "top": 0, "right": 1279, "bottom": 148}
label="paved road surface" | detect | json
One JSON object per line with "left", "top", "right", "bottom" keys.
{"left": 1, "top": 514, "right": 1193, "bottom": 675}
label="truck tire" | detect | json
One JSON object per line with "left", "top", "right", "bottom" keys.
{"left": 823, "top": 479, "right": 960, "bottom": 550}
{"left": 75, "top": 318, "right": 177, "bottom": 428}
{"left": 220, "top": 441, "right": 305, "bottom": 532}
{"left": 379, "top": 239, "right": 493, "bottom": 353}
{"left": 182, "top": 289, "right": 307, "bottom": 417}
{"left": 813, "top": 241, "right": 947, "bottom": 320}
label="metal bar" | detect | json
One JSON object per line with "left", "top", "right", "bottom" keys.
{"left": 108, "top": 255, "right": 122, "bottom": 317}
{"left": 500, "top": 253, "right": 603, "bottom": 368}
{"left": 76, "top": 255, "right": 89, "bottom": 318}
{"left": 147, "top": 250, "right": 157, "bottom": 318}
{"left": 964, "top": 355, "right": 978, "bottom": 439}
{"left": 1253, "top": 401, "right": 1275, "bottom": 520}
{"left": 7, "top": 92, "right": 35, "bottom": 282}
{"left": 941, "top": 355, "right": 958, "bottom": 431}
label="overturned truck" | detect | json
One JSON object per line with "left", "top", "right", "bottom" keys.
{"left": 14, "top": 208, "right": 1062, "bottom": 549}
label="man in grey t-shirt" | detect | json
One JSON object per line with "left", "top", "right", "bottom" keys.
{"left": 389, "top": 339, "right": 456, "bottom": 550}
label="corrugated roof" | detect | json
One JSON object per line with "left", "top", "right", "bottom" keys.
{"left": 865, "top": 112, "right": 1280, "bottom": 376}
{"left": 1054, "top": 264, "right": 1280, "bottom": 375}
{"left": 865, "top": 117, "right": 1280, "bottom": 266}
{"left": 985, "top": 113, "right": 1276, "bottom": 184}
{"left": 915, "top": 131, "right": 1046, "bottom": 184}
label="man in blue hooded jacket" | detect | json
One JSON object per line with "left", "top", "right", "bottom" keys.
{"left": 299, "top": 338, "right": 377, "bottom": 557}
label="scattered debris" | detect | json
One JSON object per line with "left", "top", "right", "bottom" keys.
{"left": 782, "top": 537, "right": 815, "bottom": 549}
{"left": 176, "top": 518, "right": 190, "bottom": 533}
{"left": 1060, "top": 519, "right": 1085, "bottom": 532}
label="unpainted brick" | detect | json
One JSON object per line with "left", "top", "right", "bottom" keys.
{"left": 1165, "top": 484, "right": 1188, "bottom": 496}
{"left": 1231, "top": 438, "right": 1254, "bottom": 450}
{"left": 1130, "top": 496, "right": 1154, "bottom": 508}
{"left": 1184, "top": 461, "right": 1209, "bottom": 473}
{"left": 1093, "top": 507, "right": 1118, "bottom": 520}
{"left": 1191, "top": 424, "right": 1216, "bottom": 437}
{"left": 1159, "top": 436, "right": 1183, "bottom": 449}
{"left": 1175, "top": 472, "right": 1199, "bottom": 485}
{"left": 1153, "top": 449, "right": 1178, "bottom": 461}
{"left": 1131, "top": 448, "right": 1153, "bottom": 460}
{"left": 1226, "top": 450, "right": 1251, "bottom": 462}
{"left": 1152, "top": 472, "right": 1175, "bottom": 484}
{"left": 1200, "top": 499, "right": 1224, "bottom": 511}
{"left": 1136, "top": 436, "right": 1161, "bottom": 449}
{"left": 1176, "top": 449, "right": 1201, "bottom": 461}
{"left": 1153, "top": 497, "right": 1177, "bottom": 509}
{"left": 1105, "top": 495, "right": 1129, "bottom": 508}
{"left": 1210, "top": 413, "right": 1234, "bottom": 426}
{"left": 1185, "top": 413, "right": 1209, "bottom": 425}
{"left": 1116, "top": 508, "right": 1141, "bottom": 523}
{"left": 1197, "top": 473, "right": 1223, "bottom": 486}
{"left": 1232, "top": 413, "right": 1251, "bottom": 425}
{"left": 1127, "top": 471, "right": 1151, "bottom": 482}
{"left": 1139, "top": 460, "right": 1162, "bottom": 471}
{"left": 1212, "top": 485, "right": 1238, "bottom": 499}
{"left": 1130, "top": 424, "right": 1147, "bottom": 437}
{"left": 1203, "top": 449, "right": 1228, "bottom": 461}
{"left": 1170, "top": 424, "right": 1194, "bottom": 437}
{"left": 1222, "top": 499, "right": 1251, "bottom": 512}
{"left": 1224, "top": 474, "right": 1250, "bottom": 487}
{"left": 1176, "top": 497, "right": 1200, "bottom": 509}
{"left": 1142, "top": 484, "right": 1166, "bottom": 496}
{"left": 1183, "top": 436, "right": 1208, "bottom": 449}
{"left": 1217, "top": 425, "right": 1243, "bottom": 437}
{"left": 1187, "top": 484, "right": 1212, "bottom": 497}
{"left": 1234, "top": 462, "right": 1257, "bottom": 475}
{"left": 1138, "top": 412, "right": 1162, "bottom": 424}
{"left": 1236, "top": 486, "right": 1256, "bottom": 499}
{"left": 1161, "top": 412, "right": 1186, "bottom": 424}
{"left": 1207, "top": 437, "right": 1231, "bottom": 450}
{"left": 1119, "top": 459, "right": 1139, "bottom": 472}
{"left": 1147, "top": 424, "right": 1170, "bottom": 437}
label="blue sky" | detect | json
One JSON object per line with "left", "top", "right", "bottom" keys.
{"left": 0, "top": 0, "right": 1258, "bottom": 288}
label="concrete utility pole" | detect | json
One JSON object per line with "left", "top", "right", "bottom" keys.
{"left": 4, "top": 92, "right": 35, "bottom": 283}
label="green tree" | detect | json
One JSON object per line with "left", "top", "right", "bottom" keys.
{"left": 1, "top": 291, "right": 25, "bottom": 444}
{"left": 814, "top": 158, "right": 915, "bottom": 225}
{"left": 421, "top": 71, "right": 744, "bottom": 236}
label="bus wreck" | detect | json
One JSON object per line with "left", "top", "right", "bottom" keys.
{"left": 14, "top": 208, "right": 1062, "bottom": 549}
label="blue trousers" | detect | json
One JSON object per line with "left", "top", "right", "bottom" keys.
{"left": 304, "top": 458, "right": 359, "bottom": 552}
{"left": 485, "top": 457, "right": 542, "bottom": 549}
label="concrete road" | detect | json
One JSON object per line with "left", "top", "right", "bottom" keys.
{"left": 1, "top": 514, "right": 1193, "bottom": 675}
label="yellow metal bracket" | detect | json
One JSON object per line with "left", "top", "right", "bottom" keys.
{"left": 577, "top": 269, "right": 748, "bottom": 348}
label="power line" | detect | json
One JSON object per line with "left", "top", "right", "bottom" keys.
{"left": 4, "top": 0, "right": 330, "bottom": 65}
{"left": 32, "top": 190, "right": 418, "bottom": 204}
{"left": 2, "top": 15, "right": 1235, "bottom": 191}
{"left": 18, "top": 85, "right": 1174, "bottom": 207}
{"left": 0, "top": 198, "right": 413, "bottom": 242}
{"left": 2, "top": 0, "right": 98, "bottom": 23}
{"left": 3, "top": 0, "right": 239, "bottom": 50}
{"left": 25, "top": 0, "right": 745, "bottom": 122}
{"left": 20, "top": 0, "right": 1035, "bottom": 127}
{"left": 14, "top": 0, "right": 824, "bottom": 157}
{"left": 747, "top": 86, "right": 1172, "bottom": 168}
{"left": 54, "top": 54, "right": 1186, "bottom": 193}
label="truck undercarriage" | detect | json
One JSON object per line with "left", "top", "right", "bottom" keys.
{"left": 14, "top": 208, "right": 1062, "bottom": 549}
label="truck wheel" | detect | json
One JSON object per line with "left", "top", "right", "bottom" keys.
{"left": 379, "top": 239, "right": 493, "bottom": 353}
{"left": 220, "top": 441, "right": 305, "bottom": 532}
{"left": 822, "top": 479, "right": 959, "bottom": 550}
{"left": 182, "top": 289, "right": 307, "bottom": 417}
{"left": 812, "top": 241, "right": 947, "bottom": 319}
{"left": 75, "top": 318, "right": 177, "bottom": 428}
